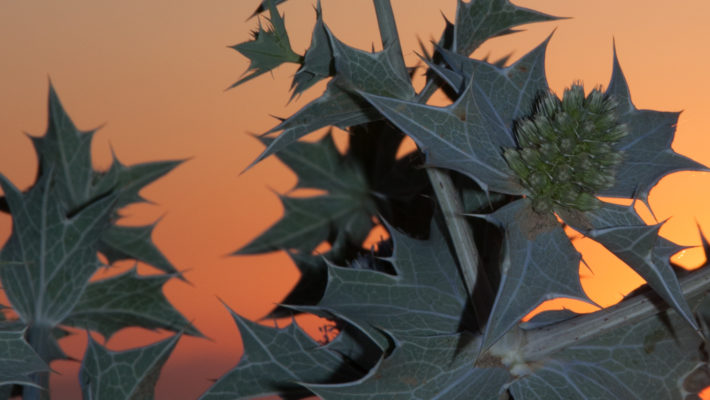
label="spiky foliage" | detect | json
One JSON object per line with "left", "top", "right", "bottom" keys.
{"left": 213, "top": 0, "right": 710, "bottom": 399}
{"left": 0, "top": 85, "right": 200, "bottom": 397}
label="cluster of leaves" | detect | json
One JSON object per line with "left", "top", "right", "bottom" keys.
{"left": 3, "top": 0, "right": 710, "bottom": 398}
{"left": 0, "top": 86, "right": 200, "bottom": 399}
{"left": 208, "top": 0, "right": 710, "bottom": 399}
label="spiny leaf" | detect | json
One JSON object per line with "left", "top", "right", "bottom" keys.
{"left": 437, "top": 34, "right": 551, "bottom": 123}
{"left": 362, "top": 77, "right": 520, "bottom": 195}
{"left": 92, "top": 155, "right": 183, "bottom": 211}
{"left": 250, "top": 23, "right": 415, "bottom": 167}
{"left": 62, "top": 268, "right": 201, "bottom": 340}
{"left": 199, "top": 308, "right": 364, "bottom": 400}
{"left": 291, "top": 1, "right": 333, "bottom": 98}
{"left": 265, "top": 233, "right": 352, "bottom": 319}
{"left": 237, "top": 133, "right": 376, "bottom": 255}
{"left": 323, "top": 322, "right": 382, "bottom": 376}
{"left": 23, "top": 85, "right": 181, "bottom": 275}
{"left": 29, "top": 85, "right": 181, "bottom": 213}
{"left": 98, "top": 223, "right": 178, "bottom": 275}
{"left": 0, "top": 324, "right": 47, "bottom": 389}
{"left": 267, "top": 132, "right": 366, "bottom": 192}
{"left": 361, "top": 37, "right": 551, "bottom": 195}
{"left": 250, "top": 81, "right": 379, "bottom": 168}
{"left": 0, "top": 172, "right": 115, "bottom": 326}
{"left": 600, "top": 47, "right": 707, "bottom": 203}
{"left": 510, "top": 302, "right": 708, "bottom": 399}
{"left": 327, "top": 27, "right": 415, "bottom": 100}
{"left": 453, "top": 0, "right": 559, "bottom": 56}
{"left": 248, "top": 0, "right": 288, "bottom": 20}
{"left": 564, "top": 202, "right": 698, "bottom": 332}
{"left": 29, "top": 84, "right": 95, "bottom": 211}
{"left": 313, "top": 222, "right": 472, "bottom": 337}
{"left": 79, "top": 333, "right": 181, "bottom": 400}
{"left": 229, "top": 0, "right": 301, "bottom": 89}
{"left": 481, "top": 199, "right": 591, "bottom": 349}
{"left": 304, "top": 333, "right": 510, "bottom": 400}
{"left": 236, "top": 193, "right": 373, "bottom": 255}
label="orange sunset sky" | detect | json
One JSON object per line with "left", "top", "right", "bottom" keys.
{"left": 2, "top": 0, "right": 710, "bottom": 398}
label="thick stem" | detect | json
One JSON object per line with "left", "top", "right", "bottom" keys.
{"left": 428, "top": 168, "right": 493, "bottom": 319}
{"left": 24, "top": 325, "right": 52, "bottom": 400}
{"left": 519, "top": 265, "right": 710, "bottom": 362}
{"left": 371, "top": 0, "right": 408, "bottom": 79}
{"left": 372, "top": 0, "right": 491, "bottom": 324}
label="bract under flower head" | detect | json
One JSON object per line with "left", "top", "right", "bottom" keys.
{"left": 503, "top": 83, "right": 628, "bottom": 213}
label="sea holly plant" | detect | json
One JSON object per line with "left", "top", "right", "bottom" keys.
{"left": 206, "top": 0, "right": 710, "bottom": 399}
{"left": 2, "top": 0, "right": 710, "bottom": 398}
{"left": 0, "top": 86, "right": 201, "bottom": 399}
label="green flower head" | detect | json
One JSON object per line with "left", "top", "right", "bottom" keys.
{"left": 503, "top": 83, "right": 628, "bottom": 213}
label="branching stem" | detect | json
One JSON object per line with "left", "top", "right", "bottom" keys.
{"left": 371, "top": 0, "right": 492, "bottom": 325}
{"left": 520, "top": 265, "right": 710, "bottom": 362}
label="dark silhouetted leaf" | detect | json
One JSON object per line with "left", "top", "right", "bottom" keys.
{"left": 237, "top": 133, "right": 376, "bottom": 255}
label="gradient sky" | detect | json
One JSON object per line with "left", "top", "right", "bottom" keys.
{"left": 2, "top": 0, "right": 710, "bottom": 398}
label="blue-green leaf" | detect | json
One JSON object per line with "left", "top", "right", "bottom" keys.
{"left": 362, "top": 78, "right": 521, "bottom": 194}
{"left": 199, "top": 308, "right": 364, "bottom": 400}
{"left": 92, "top": 155, "right": 182, "bottom": 211}
{"left": 0, "top": 172, "right": 114, "bottom": 326}
{"left": 313, "top": 222, "right": 471, "bottom": 337}
{"left": 28, "top": 85, "right": 180, "bottom": 213}
{"left": 327, "top": 28, "right": 414, "bottom": 100}
{"left": 98, "top": 223, "right": 178, "bottom": 275}
{"left": 361, "top": 37, "right": 551, "bottom": 194}
{"left": 440, "top": 34, "right": 551, "bottom": 123}
{"left": 304, "top": 334, "right": 510, "bottom": 400}
{"left": 600, "top": 48, "right": 707, "bottom": 203}
{"left": 565, "top": 202, "right": 698, "bottom": 332}
{"left": 481, "top": 199, "right": 591, "bottom": 349}
{"left": 237, "top": 133, "right": 375, "bottom": 255}
{"left": 236, "top": 194, "right": 374, "bottom": 255}
{"left": 291, "top": 1, "right": 333, "bottom": 98}
{"left": 0, "top": 324, "right": 47, "bottom": 389}
{"left": 510, "top": 303, "right": 707, "bottom": 399}
{"left": 229, "top": 0, "right": 301, "bottom": 89}
{"left": 250, "top": 81, "right": 379, "bottom": 168}
{"left": 454, "top": 0, "right": 559, "bottom": 56}
{"left": 248, "top": 0, "right": 288, "bottom": 20}
{"left": 62, "top": 268, "right": 201, "bottom": 339}
{"left": 22, "top": 86, "right": 181, "bottom": 276}
{"left": 250, "top": 23, "right": 414, "bottom": 167}
{"left": 79, "top": 333, "right": 180, "bottom": 400}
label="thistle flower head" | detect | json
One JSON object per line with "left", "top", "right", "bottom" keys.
{"left": 504, "top": 83, "right": 628, "bottom": 213}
